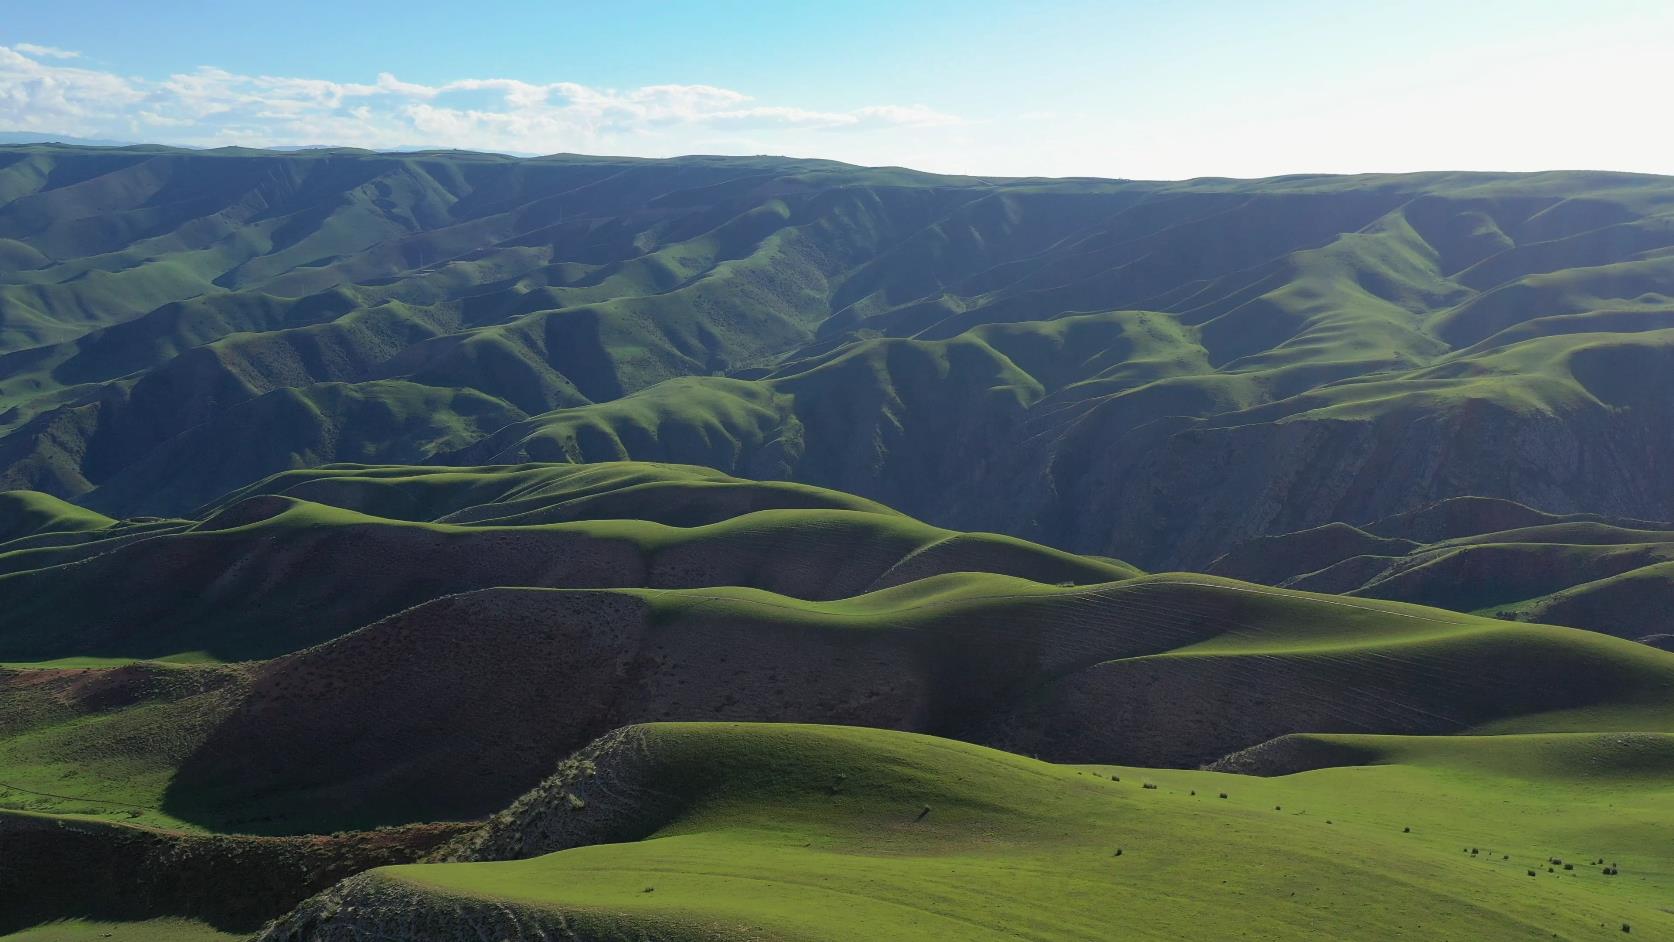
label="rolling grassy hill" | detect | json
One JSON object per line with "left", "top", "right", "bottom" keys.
{"left": 1209, "top": 496, "right": 1674, "bottom": 642}
{"left": 0, "top": 462, "right": 1135, "bottom": 662}
{"left": 2, "top": 463, "right": 1673, "bottom": 938}
{"left": 3, "top": 464, "right": 1673, "bottom": 837}
{"left": 254, "top": 723, "right": 1674, "bottom": 941}
{"left": 2, "top": 146, "right": 1673, "bottom": 568}
{"left": 5, "top": 147, "right": 1674, "bottom": 939}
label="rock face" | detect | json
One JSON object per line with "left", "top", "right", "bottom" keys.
{"left": 1205, "top": 734, "right": 1387, "bottom": 777}
{"left": 431, "top": 727, "right": 683, "bottom": 864}
{"left": 251, "top": 875, "right": 591, "bottom": 942}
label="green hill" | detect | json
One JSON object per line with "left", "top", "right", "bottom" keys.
{"left": 254, "top": 722, "right": 1674, "bottom": 941}
{"left": 2, "top": 464, "right": 1673, "bottom": 938}
{"left": 2, "top": 147, "right": 1672, "bottom": 568}
{"left": 1, "top": 465, "right": 1669, "bottom": 839}
{"left": 1208, "top": 496, "right": 1674, "bottom": 641}
{"left": 0, "top": 462, "right": 1135, "bottom": 662}
{"left": 5, "top": 149, "right": 1674, "bottom": 939}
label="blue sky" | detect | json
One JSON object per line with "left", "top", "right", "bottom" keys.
{"left": 3, "top": 0, "right": 1671, "bottom": 178}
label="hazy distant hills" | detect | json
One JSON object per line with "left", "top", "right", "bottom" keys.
{"left": 2, "top": 144, "right": 1673, "bottom": 572}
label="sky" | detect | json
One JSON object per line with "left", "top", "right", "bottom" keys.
{"left": 2, "top": 0, "right": 1671, "bottom": 180}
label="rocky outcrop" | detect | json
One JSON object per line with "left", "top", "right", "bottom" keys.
{"left": 431, "top": 726, "right": 685, "bottom": 864}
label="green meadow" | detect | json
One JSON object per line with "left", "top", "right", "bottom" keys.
{"left": 292, "top": 723, "right": 1674, "bottom": 941}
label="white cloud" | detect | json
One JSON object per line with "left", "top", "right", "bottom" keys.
{"left": 13, "top": 43, "right": 79, "bottom": 60}
{"left": 0, "top": 43, "right": 961, "bottom": 156}
{"left": 0, "top": 45, "right": 144, "bottom": 135}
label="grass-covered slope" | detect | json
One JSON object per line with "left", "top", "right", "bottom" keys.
{"left": 3, "top": 463, "right": 1673, "bottom": 939}
{"left": 257, "top": 723, "right": 1674, "bottom": 942}
{"left": 1209, "top": 496, "right": 1674, "bottom": 642}
{"left": 0, "top": 462, "right": 1134, "bottom": 662}
{"left": 7, "top": 568, "right": 1673, "bottom": 836}
{"left": 0, "top": 490, "right": 113, "bottom": 542}
{"left": 3, "top": 147, "right": 1673, "bottom": 568}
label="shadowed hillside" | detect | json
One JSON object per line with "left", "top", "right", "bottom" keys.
{"left": 3, "top": 147, "right": 1674, "bottom": 567}
{"left": 0, "top": 462, "right": 1134, "bottom": 662}
{"left": 1209, "top": 496, "right": 1674, "bottom": 641}
{"left": 4, "top": 465, "right": 1672, "bottom": 838}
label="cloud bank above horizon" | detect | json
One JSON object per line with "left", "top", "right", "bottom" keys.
{"left": 0, "top": 43, "right": 961, "bottom": 159}
{"left": 3, "top": 0, "right": 1673, "bottom": 184}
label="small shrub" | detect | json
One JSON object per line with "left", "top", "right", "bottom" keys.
{"left": 1564, "top": 863, "right": 1573, "bottom": 871}
{"left": 1402, "top": 826, "right": 1410, "bottom": 833}
{"left": 1527, "top": 870, "right": 1537, "bottom": 877}
{"left": 1112, "top": 848, "right": 1123, "bottom": 857}
{"left": 1189, "top": 789, "right": 1196, "bottom": 796}
{"left": 1622, "top": 924, "right": 1630, "bottom": 933}
{"left": 1274, "top": 805, "right": 1281, "bottom": 811}
{"left": 1142, "top": 782, "right": 1158, "bottom": 790}
{"left": 1218, "top": 792, "right": 1228, "bottom": 799}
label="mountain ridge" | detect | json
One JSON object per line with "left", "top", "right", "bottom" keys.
{"left": 4, "top": 147, "right": 1673, "bottom": 570}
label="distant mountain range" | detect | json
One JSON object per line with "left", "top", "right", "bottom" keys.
{"left": 0, "top": 130, "right": 138, "bottom": 147}
{"left": 0, "top": 130, "right": 540, "bottom": 155}
{"left": 2, "top": 144, "right": 1671, "bottom": 574}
